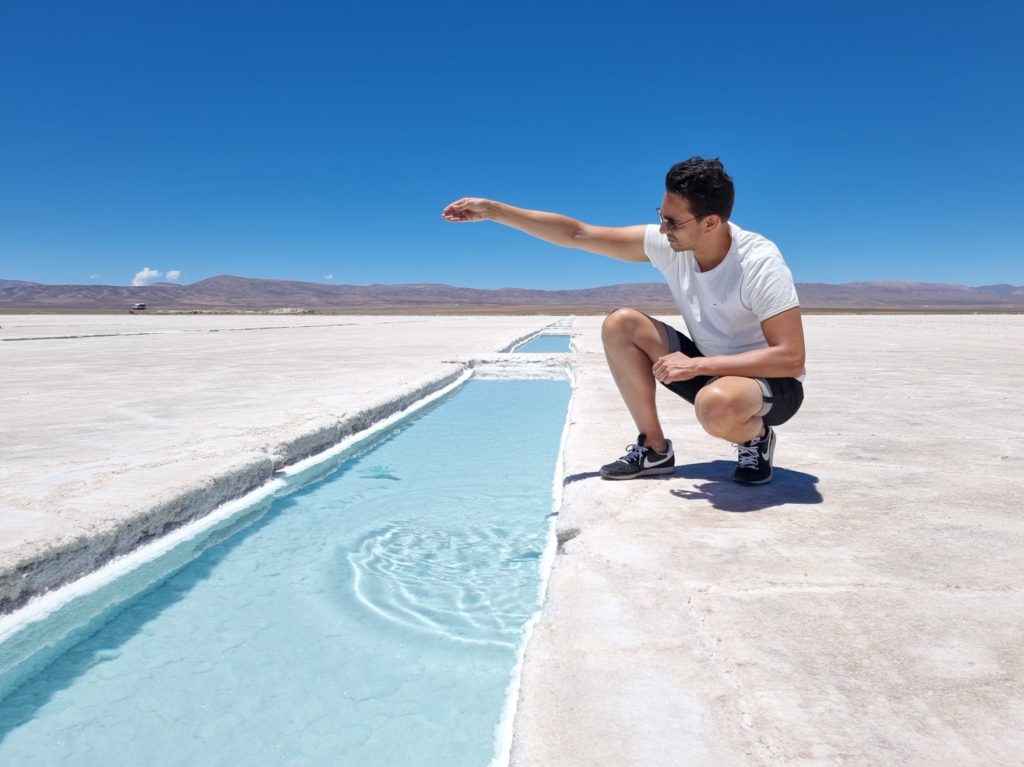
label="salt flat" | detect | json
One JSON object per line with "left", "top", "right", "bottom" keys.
{"left": 2, "top": 312, "right": 1023, "bottom": 765}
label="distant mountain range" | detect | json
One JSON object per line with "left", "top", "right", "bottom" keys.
{"left": 2, "top": 276, "right": 1023, "bottom": 312}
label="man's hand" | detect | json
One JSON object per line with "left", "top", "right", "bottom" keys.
{"left": 442, "top": 198, "right": 493, "bottom": 222}
{"left": 652, "top": 351, "right": 703, "bottom": 384}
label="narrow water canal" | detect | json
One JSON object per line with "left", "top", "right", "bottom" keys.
{"left": 513, "top": 335, "right": 571, "bottom": 353}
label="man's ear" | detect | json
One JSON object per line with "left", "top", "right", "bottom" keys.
{"left": 702, "top": 214, "right": 721, "bottom": 232}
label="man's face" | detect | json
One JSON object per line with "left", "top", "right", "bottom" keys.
{"left": 659, "top": 193, "right": 703, "bottom": 252}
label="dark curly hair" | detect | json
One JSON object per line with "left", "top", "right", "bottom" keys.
{"left": 665, "top": 157, "right": 734, "bottom": 221}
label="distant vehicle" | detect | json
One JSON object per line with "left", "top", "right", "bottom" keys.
{"left": 131, "top": 303, "right": 147, "bottom": 310}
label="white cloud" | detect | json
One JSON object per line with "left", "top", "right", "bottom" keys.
{"left": 88, "top": 273, "right": 100, "bottom": 280}
{"left": 323, "top": 273, "right": 334, "bottom": 280}
{"left": 166, "top": 269, "right": 181, "bottom": 281}
{"left": 131, "top": 267, "right": 161, "bottom": 286}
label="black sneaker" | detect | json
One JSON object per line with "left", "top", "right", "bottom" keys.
{"left": 733, "top": 426, "right": 776, "bottom": 484}
{"left": 600, "top": 434, "right": 675, "bottom": 480}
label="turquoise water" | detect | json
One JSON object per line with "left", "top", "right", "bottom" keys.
{"left": 0, "top": 379, "right": 570, "bottom": 766}
{"left": 514, "top": 335, "right": 570, "bottom": 353}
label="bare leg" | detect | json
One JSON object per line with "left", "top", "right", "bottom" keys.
{"left": 694, "top": 376, "right": 766, "bottom": 443}
{"left": 601, "top": 308, "right": 672, "bottom": 452}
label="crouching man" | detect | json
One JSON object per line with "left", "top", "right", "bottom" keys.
{"left": 442, "top": 156, "right": 805, "bottom": 484}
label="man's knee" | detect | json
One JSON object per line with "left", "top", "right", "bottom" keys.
{"left": 602, "top": 307, "right": 647, "bottom": 344}
{"left": 695, "top": 383, "right": 754, "bottom": 439}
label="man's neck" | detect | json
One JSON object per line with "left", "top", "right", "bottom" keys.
{"left": 692, "top": 225, "right": 732, "bottom": 273}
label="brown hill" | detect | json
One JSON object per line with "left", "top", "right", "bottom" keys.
{"left": 1, "top": 276, "right": 1022, "bottom": 313}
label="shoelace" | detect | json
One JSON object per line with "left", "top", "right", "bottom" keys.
{"left": 619, "top": 443, "right": 649, "bottom": 464}
{"left": 735, "top": 441, "right": 760, "bottom": 469}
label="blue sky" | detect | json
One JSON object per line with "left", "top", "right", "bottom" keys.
{"left": 1, "top": 1, "right": 1021, "bottom": 289}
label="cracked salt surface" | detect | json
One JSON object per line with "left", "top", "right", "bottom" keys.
{"left": 0, "top": 377, "right": 570, "bottom": 767}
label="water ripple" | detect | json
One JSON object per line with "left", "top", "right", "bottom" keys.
{"left": 346, "top": 523, "right": 544, "bottom": 648}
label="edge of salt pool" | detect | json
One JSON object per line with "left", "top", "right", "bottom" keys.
{"left": 488, "top": 362, "right": 576, "bottom": 767}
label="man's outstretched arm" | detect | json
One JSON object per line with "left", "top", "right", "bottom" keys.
{"left": 442, "top": 197, "right": 648, "bottom": 263}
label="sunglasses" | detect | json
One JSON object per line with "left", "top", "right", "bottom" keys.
{"left": 656, "top": 208, "right": 699, "bottom": 231}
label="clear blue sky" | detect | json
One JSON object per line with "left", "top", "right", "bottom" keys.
{"left": 1, "top": 1, "right": 1021, "bottom": 289}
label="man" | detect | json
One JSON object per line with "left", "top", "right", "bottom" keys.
{"left": 441, "top": 156, "right": 805, "bottom": 484}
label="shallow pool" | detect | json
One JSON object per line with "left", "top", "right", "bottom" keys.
{"left": 513, "top": 335, "right": 571, "bottom": 353}
{"left": 0, "top": 378, "right": 570, "bottom": 766}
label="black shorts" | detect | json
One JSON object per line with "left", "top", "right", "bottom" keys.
{"left": 658, "top": 322, "right": 804, "bottom": 427}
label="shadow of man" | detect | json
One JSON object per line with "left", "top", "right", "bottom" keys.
{"left": 670, "top": 460, "right": 823, "bottom": 513}
{"left": 563, "top": 470, "right": 603, "bottom": 485}
{"left": 562, "top": 461, "right": 822, "bottom": 513}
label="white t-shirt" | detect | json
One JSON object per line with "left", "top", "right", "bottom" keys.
{"left": 644, "top": 221, "right": 800, "bottom": 358}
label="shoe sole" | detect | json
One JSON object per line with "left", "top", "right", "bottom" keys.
{"left": 734, "top": 470, "right": 773, "bottom": 485}
{"left": 601, "top": 465, "right": 675, "bottom": 480}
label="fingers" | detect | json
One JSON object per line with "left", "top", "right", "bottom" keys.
{"left": 652, "top": 353, "right": 672, "bottom": 377}
{"left": 655, "top": 367, "right": 678, "bottom": 384}
{"left": 441, "top": 199, "right": 466, "bottom": 221}
{"left": 653, "top": 351, "right": 692, "bottom": 384}
{"left": 652, "top": 358, "right": 666, "bottom": 381}
{"left": 442, "top": 197, "right": 480, "bottom": 222}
